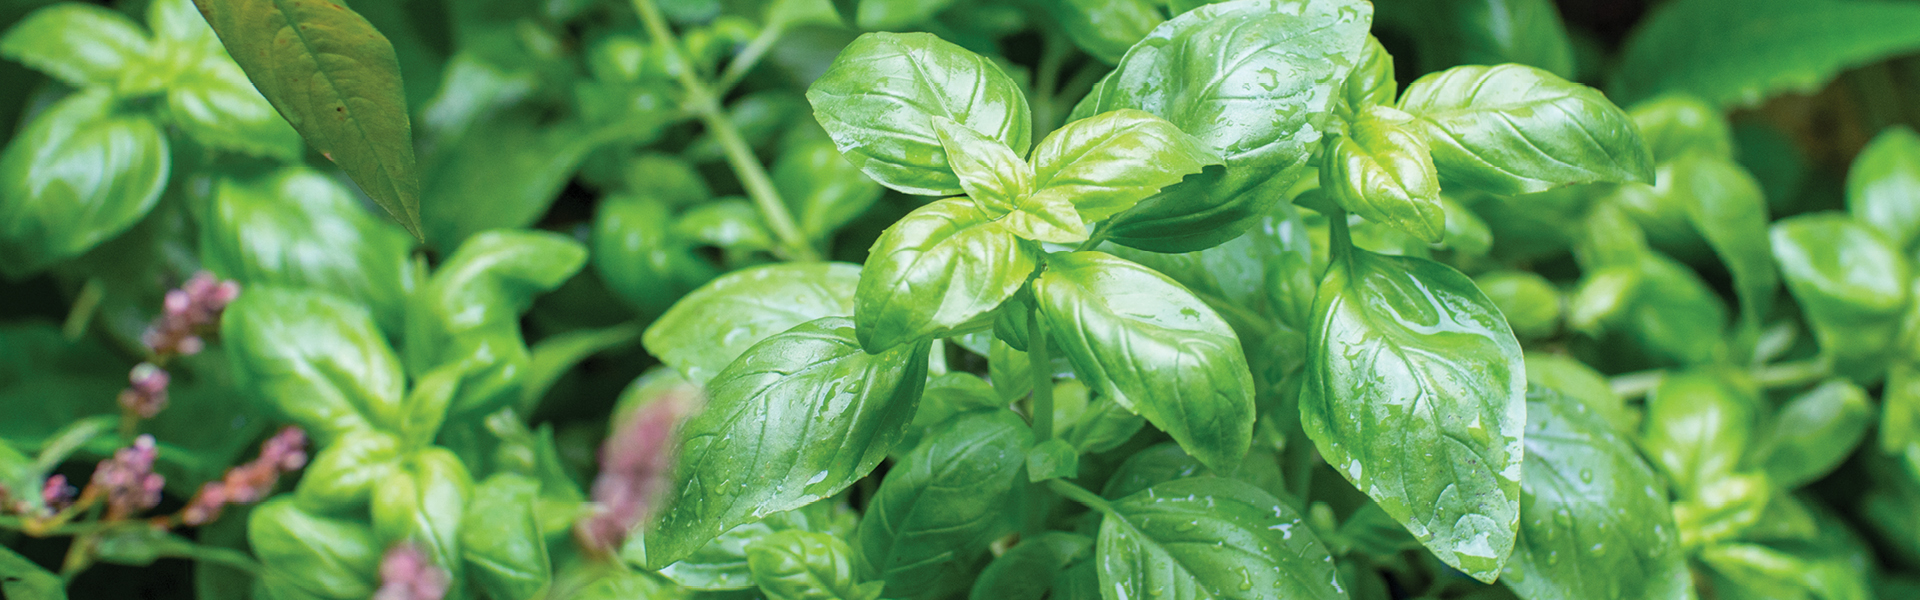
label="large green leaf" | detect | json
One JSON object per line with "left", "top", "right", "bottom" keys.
{"left": 0, "top": 90, "right": 168, "bottom": 278}
{"left": 646, "top": 317, "right": 929, "bottom": 569}
{"left": 0, "top": 4, "right": 149, "bottom": 88}
{"left": 1033, "top": 251, "right": 1255, "bottom": 473}
{"left": 1747, "top": 380, "right": 1871, "bottom": 489}
{"left": 1029, "top": 109, "right": 1221, "bottom": 225}
{"left": 371, "top": 448, "right": 473, "bottom": 586}
{"left": 645, "top": 262, "right": 861, "bottom": 385}
{"left": 1503, "top": 389, "right": 1692, "bottom": 600}
{"left": 404, "top": 230, "right": 586, "bottom": 416}
{"left": 1771, "top": 213, "right": 1910, "bottom": 379}
{"left": 1398, "top": 64, "right": 1654, "bottom": 195}
{"left": 1322, "top": 105, "right": 1444, "bottom": 243}
{"left": 855, "top": 199, "right": 1036, "bottom": 352}
{"left": 194, "top": 0, "right": 424, "bottom": 238}
{"left": 1300, "top": 246, "right": 1525, "bottom": 582}
{"left": 1071, "top": 0, "right": 1373, "bottom": 252}
{"left": 223, "top": 286, "right": 405, "bottom": 441}
{"left": 200, "top": 166, "right": 417, "bottom": 333}
{"left": 1611, "top": 0, "right": 1920, "bottom": 107}
{"left": 749, "top": 530, "right": 883, "bottom": 600}
{"left": 858, "top": 410, "right": 1028, "bottom": 596}
{"left": 1096, "top": 477, "right": 1345, "bottom": 600}
{"left": 249, "top": 497, "right": 383, "bottom": 600}
{"left": 1848, "top": 126, "right": 1920, "bottom": 251}
{"left": 1640, "top": 370, "right": 1756, "bottom": 496}
{"left": 461, "top": 473, "right": 551, "bottom": 600}
{"left": 1668, "top": 152, "right": 1775, "bottom": 330}
{"left": 807, "top": 32, "right": 1031, "bottom": 196}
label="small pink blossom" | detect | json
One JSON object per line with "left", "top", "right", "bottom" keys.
{"left": 181, "top": 427, "right": 308, "bottom": 526}
{"left": 92, "top": 435, "right": 163, "bottom": 520}
{"left": 42, "top": 475, "right": 74, "bottom": 512}
{"left": 141, "top": 272, "right": 239, "bottom": 358}
{"left": 575, "top": 386, "right": 697, "bottom": 553}
{"left": 117, "top": 363, "right": 170, "bottom": 419}
{"left": 373, "top": 543, "right": 449, "bottom": 600}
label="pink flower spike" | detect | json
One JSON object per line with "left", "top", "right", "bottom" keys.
{"left": 373, "top": 543, "right": 450, "bottom": 600}
{"left": 42, "top": 475, "right": 74, "bottom": 512}
{"left": 575, "top": 384, "right": 699, "bottom": 553}
{"left": 179, "top": 426, "right": 309, "bottom": 527}
{"left": 92, "top": 435, "right": 163, "bottom": 520}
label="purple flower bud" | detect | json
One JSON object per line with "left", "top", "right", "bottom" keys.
{"left": 41, "top": 475, "right": 73, "bottom": 512}
{"left": 92, "top": 435, "right": 163, "bottom": 520}
{"left": 179, "top": 426, "right": 308, "bottom": 527}
{"left": 141, "top": 272, "right": 241, "bottom": 358}
{"left": 373, "top": 544, "right": 449, "bottom": 600}
{"left": 119, "top": 364, "right": 171, "bottom": 419}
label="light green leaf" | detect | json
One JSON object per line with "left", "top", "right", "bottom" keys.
{"left": 195, "top": 0, "right": 424, "bottom": 238}
{"left": 1640, "top": 370, "right": 1756, "bottom": 495}
{"left": 1474, "top": 271, "right": 1561, "bottom": 341}
{"left": 592, "top": 194, "right": 718, "bottom": 317}
{"left": 1033, "top": 251, "right": 1255, "bottom": 473}
{"left": 807, "top": 32, "right": 1031, "bottom": 196}
{"left": 1629, "top": 95, "right": 1734, "bottom": 164}
{"left": 856, "top": 198, "right": 1036, "bottom": 352}
{"left": 858, "top": 410, "right": 1029, "bottom": 596}
{"left": 223, "top": 286, "right": 404, "bottom": 441}
{"left": 1748, "top": 380, "right": 1872, "bottom": 489}
{"left": 167, "top": 50, "right": 304, "bottom": 160}
{"left": 1027, "top": 438, "right": 1079, "bottom": 482}
{"left": 1040, "top": 0, "right": 1162, "bottom": 64}
{"left": 200, "top": 167, "right": 417, "bottom": 334}
{"left": 0, "top": 544, "right": 65, "bottom": 600}
{"left": 0, "top": 90, "right": 168, "bottom": 278}
{"left": 249, "top": 497, "right": 382, "bottom": 600}
{"left": 1503, "top": 388, "right": 1692, "bottom": 600}
{"left": 1301, "top": 246, "right": 1525, "bottom": 582}
{"left": 1030, "top": 109, "right": 1221, "bottom": 225}
{"left": 1399, "top": 64, "right": 1654, "bottom": 195}
{"left": 931, "top": 116, "right": 1031, "bottom": 214}
{"left": 1523, "top": 352, "right": 1632, "bottom": 434}
{"left": 1848, "top": 126, "right": 1920, "bottom": 251}
{"left": 749, "top": 530, "right": 883, "bottom": 600}
{"left": 1611, "top": 0, "right": 1920, "bottom": 107}
{"left": 371, "top": 448, "right": 473, "bottom": 582}
{"left": 1771, "top": 213, "right": 1910, "bottom": 379}
{"left": 646, "top": 317, "right": 929, "bottom": 569}
{"left": 1337, "top": 36, "right": 1396, "bottom": 118}
{"left": 1072, "top": 0, "right": 1374, "bottom": 252}
{"left": 461, "top": 473, "right": 552, "bottom": 600}
{"left": 1097, "top": 477, "right": 1344, "bottom": 600}
{"left": 1323, "top": 105, "right": 1444, "bottom": 243}
{"left": 0, "top": 4, "right": 150, "bottom": 88}
{"left": 856, "top": 0, "right": 956, "bottom": 30}
{"left": 644, "top": 262, "right": 860, "bottom": 385}
{"left": 657, "top": 502, "right": 854, "bottom": 591}
{"left": 1669, "top": 152, "right": 1775, "bottom": 331}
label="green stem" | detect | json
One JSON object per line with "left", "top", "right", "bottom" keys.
{"left": 1032, "top": 32, "right": 1071, "bottom": 135}
{"left": 1608, "top": 357, "right": 1832, "bottom": 400}
{"left": 712, "top": 21, "right": 786, "bottom": 97}
{"left": 1326, "top": 205, "right": 1354, "bottom": 270}
{"left": 1028, "top": 305, "right": 1054, "bottom": 444}
{"left": 1075, "top": 223, "right": 1113, "bottom": 252}
{"left": 63, "top": 278, "right": 104, "bottom": 340}
{"left": 631, "top": 0, "right": 817, "bottom": 262}
{"left": 1045, "top": 479, "right": 1114, "bottom": 515}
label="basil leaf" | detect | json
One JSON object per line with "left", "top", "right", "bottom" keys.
{"left": 1073, "top": 0, "right": 1373, "bottom": 252}
{"left": 1848, "top": 126, "right": 1920, "bottom": 251}
{"left": 855, "top": 0, "right": 955, "bottom": 30}
{"left": 675, "top": 199, "right": 776, "bottom": 255}
{"left": 807, "top": 32, "right": 1031, "bottom": 196}
{"left": 748, "top": 530, "right": 884, "bottom": 600}
{"left": 1097, "top": 477, "right": 1344, "bottom": 600}
{"left": 195, "top": 0, "right": 424, "bottom": 238}
{"left": 592, "top": 194, "right": 719, "bottom": 318}
{"left": 1099, "top": 443, "right": 1208, "bottom": 500}
{"left": 1771, "top": 213, "right": 1910, "bottom": 379}
{"left": 1027, "top": 438, "right": 1080, "bottom": 482}
{"left": 1523, "top": 352, "right": 1633, "bottom": 434}
{"left": 295, "top": 428, "right": 402, "bottom": 512}
{"left": 1301, "top": 247, "right": 1525, "bottom": 582}
{"left": 658, "top": 502, "right": 854, "bottom": 591}
{"left": 1323, "top": 106, "right": 1445, "bottom": 243}
{"left": 1029, "top": 109, "right": 1221, "bottom": 225}
{"left": 224, "top": 286, "right": 405, "bottom": 441}
{"left": 372, "top": 448, "right": 474, "bottom": 584}
{"left": 0, "top": 4, "right": 150, "bottom": 88}
{"left": 421, "top": 116, "right": 600, "bottom": 251}
{"left": 250, "top": 497, "right": 383, "bottom": 600}
{"left": 404, "top": 230, "right": 586, "bottom": 417}
{"left": 899, "top": 372, "right": 1006, "bottom": 455}
{"left": 646, "top": 317, "right": 930, "bottom": 568}
{"left": 775, "top": 137, "right": 885, "bottom": 240}
{"left": 1669, "top": 152, "right": 1775, "bottom": 331}
{"left": 0, "top": 90, "right": 168, "bottom": 278}
{"left": 0, "top": 544, "right": 63, "bottom": 600}
{"left": 1033, "top": 251, "right": 1255, "bottom": 472}
{"left": 461, "top": 473, "right": 552, "bottom": 600}
{"left": 1611, "top": 0, "right": 1920, "bottom": 108}
{"left": 1503, "top": 389, "right": 1692, "bottom": 600}
{"left": 970, "top": 533, "right": 1093, "bottom": 600}
{"left": 858, "top": 410, "right": 1029, "bottom": 596}
{"left": 644, "top": 262, "right": 861, "bottom": 385}
{"left": 1640, "top": 370, "right": 1756, "bottom": 495}
{"left": 856, "top": 199, "right": 1037, "bottom": 352}
{"left": 1337, "top": 36, "right": 1396, "bottom": 118}
{"left": 167, "top": 48, "right": 304, "bottom": 161}
{"left": 1039, "top": 0, "right": 1161, "bottom": 64}
{"left": 1474, "top": 271, "right": 1561, "bottom": 341}
{"left": 1749, "top": 380, "right": 1871, "bottom": 489}
{"left": 1625, "top": 251, "right": 1730, "bottom": 366}
{"left": 200, "top": 167, "right": 417, "bottom": 334}
{"left": 931, "top": 116, "right": 1032, "bottom": 214}
{"left": 1398, "top": 64, "right": 1654, "bottom": 195}
{"left": 1629, "top": 95, "right": 1734, "bottom": 164}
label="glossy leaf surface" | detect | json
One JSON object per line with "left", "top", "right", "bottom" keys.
{"left": 1399, "top": 64, "right": 1654, "bottom": 195}
{"left": 645, "top": 262, "right": 861, "bottom": 385}
{"left": 0, "top": 90, "right": 168, "bottom": 277}
{"left": 856, "top": 199, "right": 1035, "bottom": 352}
{"left": 1097, "top": 477, "right": 1345, "bottom": 600}
{"left": 1029, "top": 109, "right": 1221, "bottom": 224}
{"left": 858, "top": 410, "right": 1028, "bottom": 596}
{"left": 1323, "top": 106, "right": 1444, "bottom": 243}
{"left": 748, "top": 530, "right": 883, "bottom": 600}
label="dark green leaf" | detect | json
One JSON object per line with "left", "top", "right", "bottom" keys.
{"left": 1099, "top": 443, "right": 1206, "bottom": 500}
{"left": 644, "top": 262, "right": 860, "bottom": 385}
{"left": 1029, "top": 109, "right": 1221, "bottom": 225}
{"left": 1848, "top": 126, "right": 1920, "bottom": 251}
{"left": 1033, "top": 251, "right": 1255, "bottom": 472}
{"left": 200, "top": 167, "right": 417, "bottom": 334}
{"left": 195, "top": 0, "right": 425, "bottom": 238}
{"left": 1072, "top": 0, "right": 1373, "bottom": 252}
{"left": 1301, "top": 247, "right": 1525, "bottom": 581}
{"left": 1503, "top": 389, "right": 1692, "bottom": 600}
{"left": 1749, "top": 380, "right": 1871, "bottom": 488}
{"left": 807, "top": 32, "right": 1031, "bottom": 196}
{"left": 856, "top": 199, "right": 1036, "bottom": 352}
{"left": 1611, "top": 0, "right": 1920, "bottom": 107}
{"left": 1323, "top": 106, "right": 1444, "bottom": 243}
{"left": 1039, "top": 0, "right": 1161, "bottom": 64}
{"left": 646, "top": 317, "right": 929, "bottom": 568}
{"left": 0, "top": 90, "right": 168, "bottom": 277}
{"left": 1398, "top": 64, "right": 1654, "bottom": 195}
{"left": 0, "top": 544, "right": 64, "bottom": 600}
{"left": 223, "top": 286, "right": 405, "bottom": 441}
{"left": 1027, "top": 438, "right": 1079, "bottom": 482}
{"left": 970, "top": 533, "right": 1093, "bottom": 600}
{"left": 462, "top": 473, "right": 552, "bottom": 600}
{"left": 1097, "top": 477, "right": 1345, "bottom": 600}
{"left": 593, "top": 194, "right": 719, "bottom": 317}
{"left": 748, "top": 530, "right": 883, "bottom": 600}
{"left": 421, "top": 116, "right": 600, "bottom": 250}
{"left": 0, "top": 4, "right": 149, "bottom": 88}
{"left": 858, "top": 410, "right": 1028, "bottom": 596}
{"left": 775, "top": 137, "right": 885, "bottom": 240}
